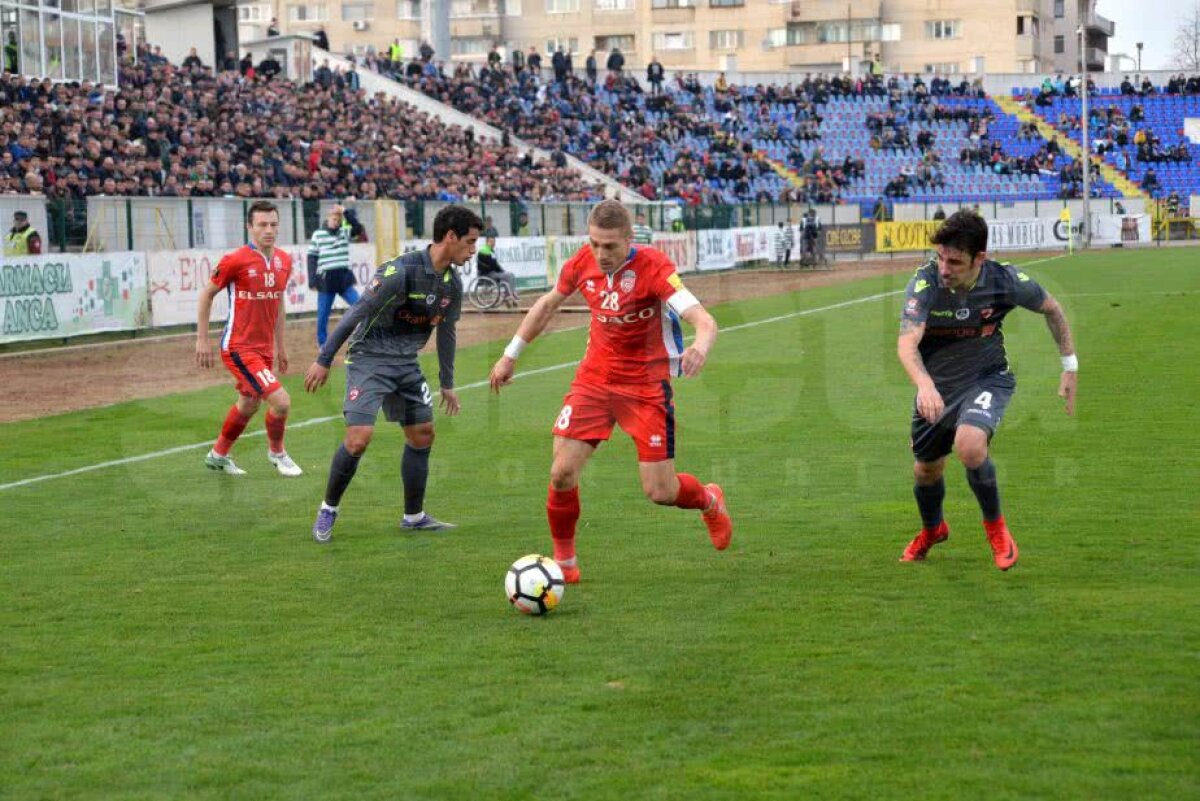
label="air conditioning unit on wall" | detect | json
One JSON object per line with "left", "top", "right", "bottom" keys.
{"left": 352, "top": 20, "right": 371, "bottom": 31}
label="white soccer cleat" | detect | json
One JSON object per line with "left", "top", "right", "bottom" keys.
{"left": 205, "top": 450, "right": 247, "bottom": 475}
{"left": 268, "top": 451, "right": 303, "bottom": 477}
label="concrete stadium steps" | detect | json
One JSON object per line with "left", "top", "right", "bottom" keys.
{"left": 994, "top": 94, "right": 1146, "bottom": 200}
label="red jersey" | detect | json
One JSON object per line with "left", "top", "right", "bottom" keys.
{"left": 556, "top": 244, "right": 698, "bottom": 385}
{"left": 210, "top": 245, "right": 292, "bottom": 353}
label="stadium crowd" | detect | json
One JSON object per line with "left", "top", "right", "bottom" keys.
{"left": 0, "top": 43, "right": 603, "bottom": 202}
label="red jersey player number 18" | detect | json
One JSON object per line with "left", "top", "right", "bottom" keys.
{"left": 194, "top": 200, "right": 302, "bottom": 478}
{"left": 488, "top": 200, "right": 733, "bottom": 588}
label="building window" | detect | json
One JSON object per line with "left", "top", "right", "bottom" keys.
{"left": 1054, "top": 0, "right": 1064, "bottom": 18}
{"left": 708, "top": 0, "right": 742, "bottom": 6}
{"left": 594, "top": 0, "right": 634, "bottom": 9}
{"left": 765, "top": 28, "right": 786, "bottom": 48}
{"left": 451, "top": 37, "right": 490, "bottom": 55}
{"left": 709, "top": 29, "right": 743, "bottom": 49}
{"left": 395, "top": 0, "right": 419, "bottom": 17}
{"left": 651, "top": 0, "right": 694, "bottom": 8}
{"left": 545, "top": 0, "right": 580, "bottom": 12}
{"left": 545, "top": 37, "right": 578, "bottom": 52}
{"left": 925, "top": 19, "right": 961, "bottom": 40}
{"left": 923, "top": 62, "right": 959, "bottom": 74}
{"left": 652, "top": 31, "right": 693, "bottom": 49}
{"left": 289, "top": 5, "right": 330, "bottom": 22}
{"left": 1054, "top": 34, "right": 1064, "bottom": 54}
{"left": 340, "top": 3, "right": 372, "bottom": 21}
{"left": 595, "top": 34, "right": 634, "bottom": 52}
{"left": 451, "top": 0, "right": 500, "bottom": 17}
{"left": 506, "top": 0, "right": 522, "bottom": 13}
{"left": 239, "top": 5, "right": 270, "bottom": 22}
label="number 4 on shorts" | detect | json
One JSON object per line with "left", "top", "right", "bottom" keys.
{"left": 973, "top": 391, "right": 993, "bottom": 410}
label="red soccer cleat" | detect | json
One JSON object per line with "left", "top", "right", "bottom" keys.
{"left": 984, "top": 517, "right": 1019, "bottom": 571}
{"left": 702, "top": 483, "right": 733, "bottom": 551}
{"left": 558, "top": 562, "right": 581, "bottom": 584}
{"left": 900, "top": 520, "right": 950, "bottom": 562}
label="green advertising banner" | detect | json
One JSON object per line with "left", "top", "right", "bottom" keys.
{"left": 1, "top": 252, "right": 150, "bottom": 343}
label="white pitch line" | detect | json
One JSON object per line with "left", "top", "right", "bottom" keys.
{"left": 0, "top": 254, "right": 1067, "bottom": 493}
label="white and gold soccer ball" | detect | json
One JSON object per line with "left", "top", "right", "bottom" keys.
{"left": 505, "top": 554, "right": 566, "bottom": 615}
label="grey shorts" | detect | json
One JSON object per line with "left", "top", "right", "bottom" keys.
{"left": 911, "top": 372, "right": 1016, "bottom": 463}
{"left": 343, "top": 358, "right": 433, "bottom": 427}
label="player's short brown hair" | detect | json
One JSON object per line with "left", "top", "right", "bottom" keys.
{"left": 247, "top": 200, "right": 279, "bottom": 224}
{"left": 931, "top": 210, "right": 988, "bottom": 258}
{"left": 588, "top": 199, "right": 633, "bottom": 235}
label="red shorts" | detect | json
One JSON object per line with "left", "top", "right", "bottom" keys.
{"left": 221, "top": 349, "right": 282, "bottom": 398}
{"left": 552, "top": 380, "right": 675, "bottom": 462}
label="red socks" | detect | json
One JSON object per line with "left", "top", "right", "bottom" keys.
{"left": 213, "top": 405, "right": 251, "bottom": 456}
{"left": 546, "top": 485, "right": 580, "bottom": 563}
{"left": 265, "top": 410, "right": 287, "bottom": 453}
{"left": 674, "top": 473, "right": 710, "bottom": 510}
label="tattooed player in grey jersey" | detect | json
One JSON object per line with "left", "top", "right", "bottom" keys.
{"left": 896, "top": 211, "right": 1077, "bottom": 571}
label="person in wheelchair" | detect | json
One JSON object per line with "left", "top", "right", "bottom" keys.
{"left": 476, "top": 237, "right": 519, "bottom": 308}
{"left": 800, "top": 208, "right": 823, "bottom": 266}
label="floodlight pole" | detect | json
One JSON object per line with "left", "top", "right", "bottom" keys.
{"left": 1078, "top": 5, "right": 1092, "bottom": 250}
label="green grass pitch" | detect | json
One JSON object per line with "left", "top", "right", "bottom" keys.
{"left": 1, "top": 248, "right": 1197, "bottom": 800}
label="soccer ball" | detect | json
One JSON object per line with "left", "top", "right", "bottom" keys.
{"left": 505, "top": 554, "right": 566, "bottom": 615}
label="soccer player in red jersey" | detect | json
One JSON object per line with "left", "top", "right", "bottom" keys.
{"left": 488, "top": 200, "right": 732, "bottom": 584}
{"left": 195, "top": 200, "right": 302, "bottom": 477}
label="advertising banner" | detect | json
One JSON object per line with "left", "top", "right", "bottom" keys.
{"left": 696, "top": 228, "right": 735, "bottom": 271}
{"left": 651, "top": 231, "right": 697, "bottom": 273}
{"left": 1, "top": 252, "right": 149, "bottom": 343}
{"left": 986, "top": 217, "right": 1052, "bottom": 251}
{"left": 147, "top": 245, "right": 309, "bottom": 327}
{"left": 546, "top": 236, "right": 589, "bottom": 284}
{"left": 822, "top": 223, "right": 875, "bottom": 254}
{"left": 1091, "top": 214, "right": 1151, "bottom": 246}
{"left": 875, "top": 221, "right": 941, "bottom": 253}
{"left": 731, "top": 226, "right": 776, "bottom": 264}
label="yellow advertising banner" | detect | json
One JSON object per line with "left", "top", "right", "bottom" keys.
{"left": 874, "top": 221, "right": 942, "bottom": 253}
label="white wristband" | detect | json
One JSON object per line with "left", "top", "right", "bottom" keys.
{"left": 1061, "top": 354, "right": 1078, "bottom": 372}
{"left": 503, "top": 335, "right": 527, "bottom": 361}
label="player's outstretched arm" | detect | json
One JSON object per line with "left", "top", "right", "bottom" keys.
{"left": 194, "top": 282, "right": 222, "bottom": 368}
{"left": 897, "top": 319, "right": 943, "bottom": 423}
{"left": 679, "top": 304, "right": 717, "bottom": 378}
{"left": 1038, "top": 294, "right": 1077, "bottom": 416}
{"left": 489, "top": 288, "right": 570, "bottom": 393}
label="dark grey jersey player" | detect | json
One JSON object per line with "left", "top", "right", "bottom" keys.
{"left": 896, "top": 211, "right": 1077, "bottom": 571}
{"left": 304, "top": 205, "right": 483, "bottom": 543}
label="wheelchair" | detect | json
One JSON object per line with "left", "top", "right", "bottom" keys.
{"left": 467, "top": 274, "right": 519, "bottom": 311}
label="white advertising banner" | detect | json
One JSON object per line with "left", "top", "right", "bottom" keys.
{"left": 1, "top": 252, "right": 149, "bottom": 343}
{"left": 1091, "top": 214, "right": 1151, "bottom": 246}
{"left": 986, "top": 217, "right": 1053, "bottom": 251}
{"left": 651, "top": 232, "right": 697, "bottom": 274}
{"left": 696, "top": 228, "right": 735, "bottom": 271}
{"left": 146, "top": 245, "right": 310, "bottom": 328}
{"left": 731, "top": 226, "right": 776, "bottom": 264}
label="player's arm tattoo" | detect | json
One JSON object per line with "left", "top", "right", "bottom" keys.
{"left": 1040, "top": 295, "right": 1075, "bottom": 356}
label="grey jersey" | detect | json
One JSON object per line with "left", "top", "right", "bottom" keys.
{"left": 317, "top": 247, "right": 463, "bottom": 388}
{"left": 901, "top": 258, "right": 1046, "bottom": 393}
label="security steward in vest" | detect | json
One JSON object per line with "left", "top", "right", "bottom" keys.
{"left": 5, "top": 211, "right": 42, "bottom": 256}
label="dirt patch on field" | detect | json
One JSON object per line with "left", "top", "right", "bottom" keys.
{"left": 0, "top": 257, "right": 943, "bottom": 423}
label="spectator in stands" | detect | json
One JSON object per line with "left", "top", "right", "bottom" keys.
{"left": 267, "top": 17, "right": 280, "bottom": 36}
{"left": 4, "top": 31, "right": 17, "bottom": 75}
{"left": 258, "top": 53, "right": 282, "bottom": 80}
{"left": 1121, "top": 75, "right": 1136, "bottom": 95}
{"left": 552, "top": 46, "right": 568, "bottom": 84}
{"left": 527, "top": 46, "right": 541, "bottom": 80}
{"left": 182, "top": 47, "right": 204, "bottom": 70}
{"left": 314, "top": 28, "right": 330, "bottom": 51}
{"left": 1141, "top": 167, "right": 1159, "bottom": 194}
{"left": 606, "top": 47, "right": 624, "bottom": 78}
{"left": 647, "top": 56, "right": 664, "bottom": 96}
{"left": 4, "top": 210, "right": 41, "bottom": 256}
{"left": 932, "top": 204, "right": 947, "bottom": 221}
{"left": 420, "top": 41, "right": 435, "bottom": 62}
